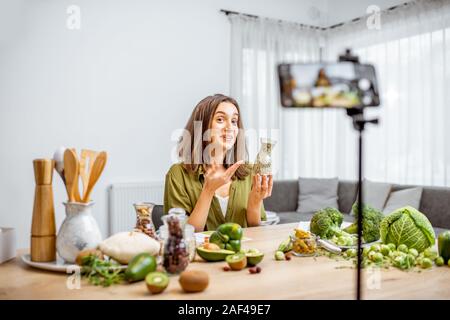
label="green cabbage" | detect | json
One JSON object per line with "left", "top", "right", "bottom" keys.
{"left": 380, "top": 206, "right": 435, "bottom": 252}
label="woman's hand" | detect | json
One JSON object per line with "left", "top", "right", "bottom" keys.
{"left": 246, "top": 174, "right": 273, "bottom": 227}
{"left": 203, "top": 160, "right": 244, "bottom": 193}
{"left": 248, "top": 174, "right": 273, "bottom": 203}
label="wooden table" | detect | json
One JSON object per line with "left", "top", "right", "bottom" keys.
{"left": 1, "top": 223, "right": 449, "bottom": 300}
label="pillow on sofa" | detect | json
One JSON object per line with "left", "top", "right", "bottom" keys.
{"left": 383, "top": 187, "right": 423, "bottom": 215}
{"left": 350, "top": 179, "right": 392, "bottom": 214}
{"left": 296, "top": 177, "right": 339, "bottom": 214}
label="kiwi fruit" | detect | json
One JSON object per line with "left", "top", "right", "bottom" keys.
{"left": 75, "top": 248, "right": 103, "bottom": 266}
{"left": 226, "top": 253, "right": 247, "bottom": 270}
{"left": 179, "top": 270, "right": 209, "bottom": 293}
{"left": 146, "top": 272, "right": 169, "bottom": 294}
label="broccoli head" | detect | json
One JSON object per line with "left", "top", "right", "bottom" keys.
{"left": 343, "top": 203, "right": 384, "bottom": 243}
{"left": 310, "top": 207, "right": 344, "bottom": 239}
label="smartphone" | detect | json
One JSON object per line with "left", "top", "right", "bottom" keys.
{"left": 278, "top": 61, "right": 380, "bottom": 108}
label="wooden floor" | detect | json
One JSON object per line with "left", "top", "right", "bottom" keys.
{"left": 1, "top": 223, "right": 449, "bottom": 300}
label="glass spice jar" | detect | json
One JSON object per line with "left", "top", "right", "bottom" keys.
{"left": 133, "top": 202, "right": 158, "bottom": 240}
{"left": 162, "top": 214, "right": 189, "bottom": 274}
{"left": 290, "top": 229, "right": 317, "bottom": 257}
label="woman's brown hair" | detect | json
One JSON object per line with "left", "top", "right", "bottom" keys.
{"left": 178, "top": 94, "right": 250, "bottom": 180}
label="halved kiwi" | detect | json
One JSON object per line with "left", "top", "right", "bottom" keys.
{"left": 226, "top": 253, "right": 247, "bottom": 270}
{"left": 145, "top": 272, "right": 169, "bottom": 294}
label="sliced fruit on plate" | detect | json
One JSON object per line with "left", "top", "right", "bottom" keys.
{"left": 226, "top": 252, "right": 247, "bottom": 270}
{"left": 196, "top": 247, "right": 235, "bottom": 262}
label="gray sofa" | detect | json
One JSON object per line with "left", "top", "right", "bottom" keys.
{"left": 264, "top": 180, "right": 450, "bottom": 233}
{"left": 152, "top": 179, "right": 450, "bottom": 233}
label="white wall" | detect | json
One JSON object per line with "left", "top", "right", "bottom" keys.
{"left": 0, "top": 0, "right": 326, "bottom": 249}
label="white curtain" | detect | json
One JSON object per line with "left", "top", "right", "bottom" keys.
{"left": 229, "top": 0, "right": 450, "bottom": 187}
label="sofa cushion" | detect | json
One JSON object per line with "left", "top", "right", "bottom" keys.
{"left": 383, "top": 187, "right": 423, "bottom": 215}
{"left": 297, "top": 177, "right": 339, "bottom": 214}
{"left": 350, "top": 179, "right": 392, "bottom": 214}
{"left": 263, "top": 180, "right": 298, "bottom": 212}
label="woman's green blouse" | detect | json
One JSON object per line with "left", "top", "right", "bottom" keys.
{"left": 163, "top": 163, "right": 266, "bottom": 230}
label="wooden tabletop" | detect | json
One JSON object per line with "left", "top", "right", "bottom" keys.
{"left": 1, "top": 223, "right": 449, "bottom": 300}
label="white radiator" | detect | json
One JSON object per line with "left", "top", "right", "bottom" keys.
{"left": 108, "top": 181, "right": 164, "bottom": 235}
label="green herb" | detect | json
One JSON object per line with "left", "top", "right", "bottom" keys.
{"left": 81, "top": 255, "right": 125, "bottom": 287}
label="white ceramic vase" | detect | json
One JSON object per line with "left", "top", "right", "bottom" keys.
{"left": 56, "top": 202, "right": 102, "bottom": 263}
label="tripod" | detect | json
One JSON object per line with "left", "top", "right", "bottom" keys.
{"left": 339, "top": 49, "right": 379, "bottom": 300}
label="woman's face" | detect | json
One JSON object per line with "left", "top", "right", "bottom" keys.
{"left": 209, "top": 102, "right": 239, "bottom": 154}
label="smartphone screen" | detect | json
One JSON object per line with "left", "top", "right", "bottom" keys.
{"left": 278, "top": 62, "right": 380, "bottom": 108}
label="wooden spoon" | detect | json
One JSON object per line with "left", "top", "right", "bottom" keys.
{"left": 82, "top": 151, "right": 107, "bottom": 203}
{"left": 64, "top": 148, "right": 81, "bottom": 202}
{"left": 79, "top": 149, "right": 99, "bottom": 200}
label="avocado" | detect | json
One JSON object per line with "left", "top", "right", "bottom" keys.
{"left": 196, "top": 247, "right": 235, "bottom": 262}
{"left": 245, "top": 249, "right": 264, "bottom": 266}
{"left": 125, "top": 253, "right": 157, "bottom": 282}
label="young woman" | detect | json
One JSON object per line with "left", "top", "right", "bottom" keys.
{"left": 163, "top": 94, "right": 273, "bottom": 232}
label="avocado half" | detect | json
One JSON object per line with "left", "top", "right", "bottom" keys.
{"left": 196, "top": 247, "right": 235, "bottom": 262}
{"left": 245, "top": 249, "right": 264, "bottom": 266}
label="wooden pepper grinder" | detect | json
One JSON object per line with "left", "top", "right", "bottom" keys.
{"left": 31, "top": 159, "right": 56, "bottom": 262}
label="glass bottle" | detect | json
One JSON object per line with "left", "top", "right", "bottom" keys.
{"left": 254, "top": 138, "right": 277, "bottom": 175}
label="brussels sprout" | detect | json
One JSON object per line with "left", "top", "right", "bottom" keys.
{"left": 337, "top": 237, "right": 347, "bottom": 246}
{"left": 391, "top": 251, "right": 406, "bottom": 259}
{"left": 371, "top": 252, "right": 383, "bottom": 263}
{"left": 387, "top": 243, "right": 396, "bottom": 251}
{"left": 363, "top": 247, "right": 371, "bottom": 257}
{"left": 435, "top": 256, "right": 444, "bottom": 266}
{"left": 393, "top": 255, "right": 408, "bottom": 269}
{"left": 421, "top": 258, "right": 433, "bottom": 269}
{"left": 406, "top": 254, "right": 416, "bottom": 268}
{"left": 397, "top": 244, "right": 409, "bottom": 253}
{"left": 416, "top": 257, "right": 423, "bottom": 266}
{"left": 380, "top": 245, "right": 391, "bottom": 256}
{"left": 408, "top": 248, "right": 419, "bottom": 257}
{"left": 275, "top": 251, "right": 285, "bottom": 261}
{"left": 345, "top": 248, "right": 357, "bottom": 258}
{"left": 423, "top": 248, "right": 438, "bottom": 261}
{"left": 370, "top": 244, "right": 381, "bottom": 252}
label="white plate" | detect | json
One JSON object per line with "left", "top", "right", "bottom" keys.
{"left": 21, "top": 254, "right": 79, "bottom": 273}
{"left": 296, "top": 221, "right": 380, "bottom": 249}
{"left": 21, "top": 254, "right": 127, "bottom": 273}
{"left": 260, "top": 216, "right": 280, "bottom": 226}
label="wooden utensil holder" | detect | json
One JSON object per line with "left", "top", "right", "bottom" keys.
{"left": 31, "top": 159, "right": 56, "bottom": 262}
